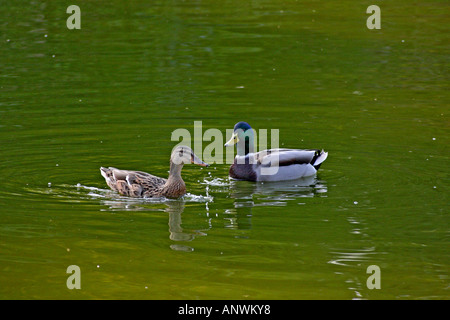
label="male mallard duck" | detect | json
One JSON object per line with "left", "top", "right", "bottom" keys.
{"left": 100, "top": 145, "right": 208, "bottom": 198}
{"left": 224, "top": 122, "right": 328, "bottom": 182}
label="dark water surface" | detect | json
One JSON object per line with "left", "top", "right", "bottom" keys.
{"left": 0, "top": 1, "right": 448, "bottom": 299}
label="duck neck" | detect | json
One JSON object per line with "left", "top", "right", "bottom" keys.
{"left": 167, "top": 160, "right": 184, "bottom": 183}
{"left": 161, "top": 161, "right": 186, "bottom": 197}
{"left": 236, "top": 131, "right": 255, "bottom": 156}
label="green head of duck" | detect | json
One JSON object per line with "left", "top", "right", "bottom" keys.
{"left": 224, "top": 121, "right": 256, "bottom": 156}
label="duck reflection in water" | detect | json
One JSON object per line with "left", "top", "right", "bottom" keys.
{"left": 166, "top": 200, "right": 208, "bottom": 252}
{"left": 98, "top": 175, "right": 327, "bottom": 250}
{"left": 224, "top": 175, "right": 327, "bottom": 230}
{"left": 100, "top": 198, "right": 208, "bottom": 252}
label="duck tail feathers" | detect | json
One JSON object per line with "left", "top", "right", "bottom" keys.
{"left": 312, "top": 150, "right": 328, "bottom": 170}
{"left": 100, "top": 167, "right": 115, "bottom": 181}
{"left": 100, "top": 167, "right": 109, "bottom": 178}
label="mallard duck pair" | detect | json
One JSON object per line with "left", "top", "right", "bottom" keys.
{"left": 100, "top": 122, "right": 328, "bottom": 198}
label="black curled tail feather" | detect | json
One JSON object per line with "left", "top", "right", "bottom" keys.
{"left": 311, "top": 150, "right": 328, "bottom": 170}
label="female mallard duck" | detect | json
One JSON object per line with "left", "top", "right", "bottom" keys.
{"left": 100, "top": 145, "right": 208, "bottom": 198}
{"left": 224, "top": 122, "right": 328, "bottom": 182}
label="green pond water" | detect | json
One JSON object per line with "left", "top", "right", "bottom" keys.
{"left": 0, "top": 1, "right": 448, "bottom": 299}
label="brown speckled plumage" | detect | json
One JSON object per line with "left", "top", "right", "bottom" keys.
{"left": 100, "top": 146, "right": 207, "bottom": 198}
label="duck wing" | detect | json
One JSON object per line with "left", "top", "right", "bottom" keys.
{"left": 256, "top": 149, "right": 324, "bottom": 167}
{"left": 101, "top": 167, "right": 167, "bottom": 196}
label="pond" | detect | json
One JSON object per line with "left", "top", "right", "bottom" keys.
{"left": 0, "top": 0, "right": 448, "bottom": 299}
